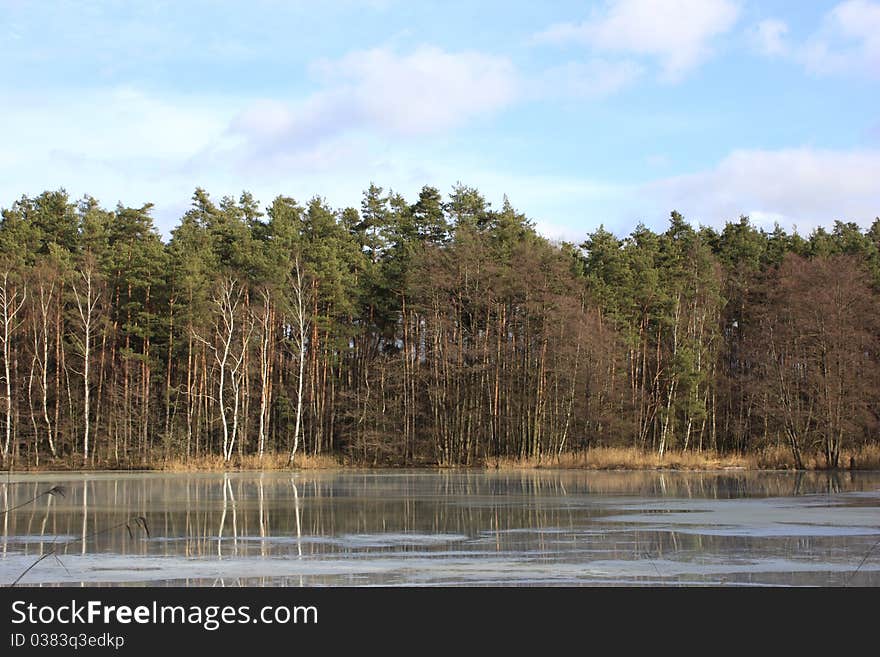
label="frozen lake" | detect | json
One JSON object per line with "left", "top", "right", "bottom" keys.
{"left": 2, "top": 470, "right": 879, "bottom": 586}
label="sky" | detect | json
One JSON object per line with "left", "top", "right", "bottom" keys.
{"left": 0, "top": 0, "right": 878, "bottom": 240}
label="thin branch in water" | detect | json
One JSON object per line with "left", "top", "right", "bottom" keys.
{"left": 638, "top": 549, "right": 664, "bottom": 581}
{"left": 8, "top": 514, "right": 149, "bottom": 587}
{"left": 845, "top": 533, "right": 880, "bottom": 586}
{"left": 133, "top": 516, "right": 150, "bottom": 538}
{"left": 0, "top": 485, "right": 66, "bottom": 518}
{"left": 53, "top": 555, "right": 72, "bottom": 578}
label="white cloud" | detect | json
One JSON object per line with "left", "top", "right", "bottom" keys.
{"left": 803, "top": 0, "right": 880, "bottom": 76}
{"left": 13, "top": 87, "right": 229, "bottom": 162}
{"left": 534, "top": 59, "right": 645, "bottom": 99}
{"left": 0, "top": 87, "right": 236, "bottom": 233}
{"left": 752, "top": 19, "right": 789, "bottom": 56}
{"left": 0, "top": 87, "right": 230, "bottom": 170}
{"left": 211, "top": 46, "right": 523, "bottom": 175}
{"left": 533, "top": 0, "right": 741, "bottom": 81}
{"left": 753, "top": 1, "right": 880, "bottom": 77}
{"left": 644, "top": 147, "right": 880, "bottom": 230}
{"left": 228, "top": 47, "right": 648, "bottom": 170}
{"left": 313, "top": 46, "right": 518, "bottom": 134}
{"left": 229, "top": 46, "right": 517, "bottom": 151}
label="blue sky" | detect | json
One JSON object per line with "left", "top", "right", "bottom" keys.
{"left": 1, "top": 0, "right": 878, "bottom": 239}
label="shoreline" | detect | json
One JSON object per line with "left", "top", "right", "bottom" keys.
{"left": 4, "top": 446, "right": 880, "bottom": 474}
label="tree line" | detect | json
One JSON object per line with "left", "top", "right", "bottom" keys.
{"left": 1, "top": 185, "right": 878, "bottom": 468}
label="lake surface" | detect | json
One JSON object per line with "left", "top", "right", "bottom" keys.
{"left": 2, "top": 470, "right": 879, "bottom": 586}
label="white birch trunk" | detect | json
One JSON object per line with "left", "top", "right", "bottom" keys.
{"left": 0, "top": 272, "right": 26, "bottom": 460}
{"left": 72, "top": 268, "right": 99, "bottom": 463}
{"left": 256, "top": 289, "right": 272, "bottom": 460}
{"left": 288, "top": 260, "right": 309, "bottom": 466}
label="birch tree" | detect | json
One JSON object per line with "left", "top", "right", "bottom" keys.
{"left": 288, "top": 258, "right": 310, "bottom": 465}
{"left": 70, "top": 264, "right": 101, "bottom": 463}
{"left": 30, "top": 266, "right": 57, "bottom": 457}
{"left": 195, "top": 278, "right": 252, "bottom": 462}
{"left": 0, "top": 271, "right": 26, "bottom": 460}
{"left": 254, "top": 288, "right": 273, "bottom": 460}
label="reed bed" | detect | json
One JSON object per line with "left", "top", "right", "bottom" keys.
{"left": 6, "top": 444, "right": 880, "bottom": 472}
{"left": 752, "top": 444, "right": 880, "bottom": 471}
{"left": 158, "top": 452, "right": 342, "bottom": 472}
{"left": 488, "top": 445, "right": 880, "bottom": 471}
{"left": 3, "top": 451, "right": 342, "bottom": 472}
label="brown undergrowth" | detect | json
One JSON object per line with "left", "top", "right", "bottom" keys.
{"left": 4, "top": 452, "right": 343, "bottom": 472}
{"left": 157, "top": 452, "right": 342, "bottom": 471}
{"left": 487, "top": 445, "right": 880, "bottom": 471}
{"left": 5, "top": 445, "right": 880, "bottom": 472}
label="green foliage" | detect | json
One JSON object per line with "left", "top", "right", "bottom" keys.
{"left": 2, "top": 182, "right": 879, "bottom": 466}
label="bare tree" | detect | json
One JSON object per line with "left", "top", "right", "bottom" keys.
{"left": 254, "top": 288, "right": 274, "bottom": 460}
{"left": 71, "top": 265, "right": 100, "bottom": 464}
{"left": 0, "top": 271, "right": 26, "bottom": 460}
{"left": 227, "top": 311, "right": 254, "bottom": 462}
{"left": 288, "top": 259, "right": 310, "bottom": 466}
{"left": 195, "top": 278, "right": 252, "bottom": 462}
{"left": 32, "top": 274, "right": 57, "bottom": 457}
{"left": 751, "top": 255, "right": 880, "bottom": 468}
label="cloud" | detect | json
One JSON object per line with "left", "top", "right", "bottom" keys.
{"left": 0, "top": 86, "right": 234, "bottom": 232}
{"left": 533, "top": 59, "right": 645, "bottom": 100}
{"left": 751, "top": 19, "right": 789, "bottom": 56}
{"left": 533, "top": 0, "right": 741, "bottom": 81}
{"left": 8, "top": 87, "right": 229, "bottom": 162}
{"left": 226, "top": 45, "right": 519, "bottom": 166}
{"left": 802, "top": 0, "right": 880, "bottom": 76}
{"left": 752, "top": 1, "right": 880, "bottom": 77}
{"left": 644, "top": 147, "right": 880, "bottom": 230}
{"left": 226, "top": 46, "right": 649, "bottom": 171}
{"left": 314, "top": 46, "right": 519, "bottom": 133}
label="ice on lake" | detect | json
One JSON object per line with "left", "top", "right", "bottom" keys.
{"left": 2, "top": 469, "right": 879, "bottom": 586}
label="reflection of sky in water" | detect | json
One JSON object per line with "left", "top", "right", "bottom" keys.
{"left": 1, "top": 470, "right": 879, "bottom": 586}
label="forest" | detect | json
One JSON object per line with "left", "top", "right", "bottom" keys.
{"left": 0, "top": 184, "right": 878, "bottom": 470}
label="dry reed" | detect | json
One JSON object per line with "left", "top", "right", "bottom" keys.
{"left": 157, "top": 452, "right": 342, "bottom": 472}
{"left": 5, "top": 444, "right": 880, "bottom": 472}
{"left": 487, "top": 444, "right": 880, "bottom": 471}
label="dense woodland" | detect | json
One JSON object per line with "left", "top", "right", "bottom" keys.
{"left": 0, "top": 185, "right": 878, "bottom": 469}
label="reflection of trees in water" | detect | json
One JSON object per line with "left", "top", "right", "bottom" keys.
{"left": 1, "top": 482, "right": 6, "bottom": 556}
{"left": 0, "top": 471, "right": 877, "bottom": 578}
{"left": 217, "top": 473, "right": 238, "bottom": 558}
{"left": 291, "top": 477, "right": 302, "bottom": 559}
